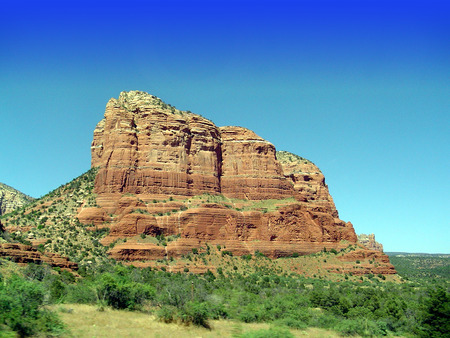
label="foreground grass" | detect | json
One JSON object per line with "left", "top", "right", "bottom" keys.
{"left": 54, "top": 304, "right": 341, "bottom": 338}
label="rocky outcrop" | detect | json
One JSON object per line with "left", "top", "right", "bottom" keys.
{"left": 277, "top": 151, "right": 338, "bottom": 217}
{"left": 92, "top": 91, "right": 222, "bottom": 197}
{"left": 336, "top": 248, "right": 396, "bottom": 275}
{"left": 91, "top": 91, "right": 340, "bottom": 203}
{"left": 87, "top": 91, "right": 364, "bottom": 262}
{"left": 104, "top": 202, "right": 356, "bottom": 243}
{"left": 220, "top": 127, "right": 294, "bottom": 199}
{"left": 0, "top": 183, "right": 34, "bottom": 216}
{"left": 358, "top": 233, "right": 384, "bottom": 252}
{"left": 0, "top": 243, "right": 78, "bottom": 271}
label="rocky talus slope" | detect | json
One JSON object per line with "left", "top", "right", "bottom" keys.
{"left": 0, "top": 183, "right": 34, "bottom": 216}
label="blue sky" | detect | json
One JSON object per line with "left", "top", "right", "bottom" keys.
{"left": 1, "top": 0, "right": 448, "bottom": 253}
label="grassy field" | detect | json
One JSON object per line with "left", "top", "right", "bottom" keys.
{"left": 54, "top": 304, "right": 341, "bottom": 338}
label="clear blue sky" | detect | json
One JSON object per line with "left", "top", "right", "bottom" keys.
{"left": 1, "top": 0, "right": 448, "bottom": 253}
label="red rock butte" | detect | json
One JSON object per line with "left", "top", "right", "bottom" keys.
{"left": 84, "top": 90, "right": 391, "bottom": 270}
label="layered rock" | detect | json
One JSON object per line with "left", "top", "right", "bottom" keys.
{"left": 277, "top": 151, "right": 338, "bottom": 217}
{"left": 0, "top": 183, "right": 34, "bottom": 216}
{"left": 92, "top": 91, "right": 222, "bottom": 197}
{"left": 88, "top": 91, "right": 361, "bottom": 262}
{"left": 105, "top": 202, "right": 356, "bottom": 243}
{"left": 336, "top": 248, "right": 396, "bottom": 275}
{"left": 0, "top": 243, "right": 78, "bottom": 271}
{"left": 220, "top": 127, "right": 294, "bottom": 199}
{"left": 358, "top": 233, "right": 384, "bottom": 252}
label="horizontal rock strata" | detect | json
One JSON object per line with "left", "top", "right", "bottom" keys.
{"left": 85, "top": 91, "right": 389, "bottom": 268}
{"left": 0, "top": 243, "right": 78, "bottom": 271}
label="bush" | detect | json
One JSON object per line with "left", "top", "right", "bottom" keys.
{"left": 335, "top": 318, "right": 386, "bottom": 337}
{"left": 156, "top": 305, "right": 178, "bottom": 323}
{"left": 65, "top": 281, "right": 97, "bottom": 304}
{"left": 275, "top": 316, "right": 308, "bottom": 330}
{"left": 96, "top": 273, "right": 155, "bottom": 310}
{"left": 239, "top": 327, "right": 294, "bottom": 338}
{"left": 180, "top": 301, "right": 210, "bottom": 328}
{"left": 0, "top": 275, "right": 65, "bottom": 336}
{"left": 221, "top": 250, "right": 233, "bottom": 257}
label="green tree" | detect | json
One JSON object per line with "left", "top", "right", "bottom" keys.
{"left": 0, "top": 275, "right": 64, "bottom": 336}
{"left": 421, "top": 286, "right": 450, "bottom": 337}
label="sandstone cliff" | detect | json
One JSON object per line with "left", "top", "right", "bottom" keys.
{"left": 277, "top": 150, "right": 338, "bottom": 217}
{"left": 358, "top": 233, "right": 384, "bottom": 252}
{"left": 87, "top": 91, "right": 359, "bottom": 261}
{"left": 0, "top": 90, "right": 396, "bottom": 277}
{"left": 92, "top": 91, "right": 222, "bottom": 197}
{"left": 0, "top": 183, "right": 34, "bottom": 216}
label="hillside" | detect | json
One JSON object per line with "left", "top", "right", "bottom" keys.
{"left": 0, "top": 182, "right": 34, "bottom": 216}
{"left": 387, "top": 253, "right": 450, "bottom": 281}
{"left": 0, "top": 168, "right": 109, "bottom": 271}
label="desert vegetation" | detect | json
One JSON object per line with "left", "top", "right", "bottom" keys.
{"left": 388, "top": 253, "right": 450, "bottom": 281}
{"left": 1, "top": 168, "right": 449, "bottom": 337}
{"left": 0, "top": 168, "right": 111, "bottom": 271}
{"left": 1, "top": 254, "right": 449, "bottom": 337}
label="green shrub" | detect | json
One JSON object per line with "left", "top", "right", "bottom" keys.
{"left": 65, "top": 282, "right": 97, "bottom": 304}
{"left": 275, "top": 316, "right": 308, "bottom": 330}
{"left": 335, "top": 318, "right": 386, "bottom": 337}
{"left": 0, "top": 275, "right": 65, "bottom": 336}
{"left": 242, "top": 254, "right": 252, "bottom": 261}
{"left": 96, "top": 273, "right": 155, "bottom": 310}
{"left": 221, "top": 250, "right": 233, "bottom": 257}
{"left": 48, "top": 276, "right": 67, "bottom": 302}
{"left": 156, "top": 305, "right": 178, "bottom": 323}
{"left": 180, "top": 301, "right": 210, "bottom": 328}
{"left": 238, "top": 327, "right": 294, "bottom": 338}
{"left": 254, "top": 250, "right": 266, "bottom": 258}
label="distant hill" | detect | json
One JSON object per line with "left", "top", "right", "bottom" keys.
{"left": 0, "top": 182, "right": 34, "bottom": 216}
{"left": 387, "top": 252, "right": 450, "bottom": 281}
{"left": 386, "top": 252, "right": 450, "bottom": 258}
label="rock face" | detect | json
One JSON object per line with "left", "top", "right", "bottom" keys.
{"left": 220, "top": 127, "right": 294, "bottom": 200}
{"left": 0, "top": 183, "right": 34, "bottom": 216}
{"left": 88, "top": 91, "right": 361, "bottom": 261}
{"left": 277, "top": 151, "right": 338, "bottom": 217}
{"left": 358, "top": 233, "right": 384, "bottom": 252}
{"left": 337, "top": 248, "right": 396, "bottom": 275}
{"left": 92, "top": 91, "right": 222, "bottom": 197}
{"left": 0, "top": 243, "right": 78, "bottom": 271}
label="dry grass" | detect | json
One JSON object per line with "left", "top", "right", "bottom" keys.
{"left": 53, "top": 304, "right": 342, "bottom": 338}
